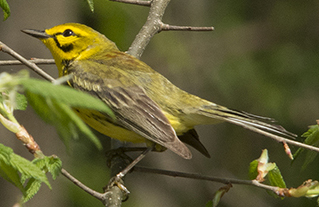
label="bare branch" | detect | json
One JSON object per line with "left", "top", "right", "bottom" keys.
{"left": 0, "top": 58, "right": 55, "bottom": 66}
{"left": 128, "top": 0, "right": 171, "bottom": 58}
{"left": 160, "top": 23, "right": 214, "bottom": 32}
{"left": 109, "top": 0, "right": 151, "bottom": 6}
{"left": 134, "top": 166, "right": 282, "bottom": 195}
{"left": 61, "top": 168, "right": 105, "bottom": 200}
{"left": 0, "top": 41, "right": 55, "bottom": 82}
{"left": 126, "top": 0, "right": 215, "bottom": 58}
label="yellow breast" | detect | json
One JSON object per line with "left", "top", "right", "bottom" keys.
{"left": 74, "top": 108, "right": 146, "bottom": 143}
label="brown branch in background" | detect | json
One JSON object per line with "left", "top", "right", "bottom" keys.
{"left": 127, "top": 0, "right": 214, "bottom": 58}
{"left": 109, "top": 0, "right": 151, "bottom": 6}
{"left": 0, "top": 41, "right": 55, "bottom": 82}
{"left": 160, "top": 23, "right": 214, "bottom": 32}
{"left": 0, "top": 58, "right": 55, "bottom": 66}
{"left": 127, "top": 0, "right": 171, "bottom": 58}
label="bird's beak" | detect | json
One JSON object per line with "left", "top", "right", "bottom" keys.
{"left": 21, "top": 29, "right": 52, "bottom": 39}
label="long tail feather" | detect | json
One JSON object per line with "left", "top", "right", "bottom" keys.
{"left": 198, "top": 106, "right": 296, "bottom": 139}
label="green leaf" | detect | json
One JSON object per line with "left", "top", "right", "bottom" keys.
{"left": 86, "top": 0, "right": 94, "bottom": 12}
{"left": 268, "top": 166, "right": 286, "bottom": 188}
{"left": 15, "top": 93, "right": 27, "bottom": 110}
{"left": 0, "top": 144, "right": 51, "bottom": 202}
{"left": 46, "top": 156, "right": 62, "bottom": 180}
{"left": 21, "top": 79, "right": 114, "bottom": 117}
{"left": 0, "top": 92, "right": 27, "bottom": 111}
{"left": 59, "top": 102, "right": 103, "bottom": 149}
{"left": 25, "top": 90, "right": 101, "bottom": 149}
{"left": 0, "top": 0, "right": 10, "bottom": 20}
{"left": 11, "top": 153, "right": 51, "bottom": 190}
{"left": 293, "top": 124, "right": 319, "bottom": 169}
{"left": 248, "top": 159, "right": 258, "bottom": 180}
{"left": 205, "top": 200, "right": 213, "bottom": 207}
{"left": 21, "top": 78, "right": 115, "bottom": 149}
{"left": 21, "top": 79, "right": 115, "bottom": 118}
{"left": 24, "top": 178, "right": 42, "bottom": 202}
{"left": 304, "top": 181, "right": 319, "bottom": 198}
{"left": 0, "top": 144, "right": 26, "bottom": 194}
{"left": 33, "top": 156, "right": 62, "bottom": 180}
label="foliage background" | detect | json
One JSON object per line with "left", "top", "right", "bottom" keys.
{"left": 1, "top": 0, "right": 319, "bottom": 206}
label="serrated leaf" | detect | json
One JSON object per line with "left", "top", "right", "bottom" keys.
{"left": 47, "top": 156, "right": 62, "bottom": 180}
{"left": 11, "top": 152, "right": 50, "bottom": 189}
{"left": 0, "top": 144, "right": 51, "bottom": 201}
{"left": 0, "top": 145, "right": 26, "bottom": 194}
{"left": 33, "top": 155, "right": 62, "bottom": 180}
{"left": 0, "top": 0, "right": 10, "bottom": 20}
{"left": 86, "top": 0, "right": 94, "bottom": 12}
{"left": 23, "top": 178, "right": 42, "bottom": 202}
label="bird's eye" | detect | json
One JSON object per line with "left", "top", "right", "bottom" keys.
{"left": 62, "top": 29, "right": 74, "bottom": 37}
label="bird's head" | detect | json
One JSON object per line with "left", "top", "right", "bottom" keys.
{"left": 22, "top": 23, "right": 118, "bottom": 74}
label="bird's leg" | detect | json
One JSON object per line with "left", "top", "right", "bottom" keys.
{"left": 105, "top": 145, "right": 154, "bottom": 201}
{"left": 115, "top": 146, "right": 154, "bottom": 179}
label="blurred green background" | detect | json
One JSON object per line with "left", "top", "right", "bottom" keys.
{"left": 1, "top": 0, "right": 319, "bottom": 206}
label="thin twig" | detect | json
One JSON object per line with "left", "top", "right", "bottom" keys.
{"left": 109, "top": 0, "right": 151, "bottom": 6}
{"left": 61, "top": 168, "right": 105, "bottom": 200}
{"left": 0, "top": 58, "right": 55, "bottom": 66}
{"left": 160, "top": 23, "right": 214, "bottom": 32}
{"left": 0, "top": 41, "right": 55, "bottom": 82}
{"left": 134, "top": 166, "right": 280, "bottom": 193}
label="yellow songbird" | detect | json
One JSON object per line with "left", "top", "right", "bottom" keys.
{"left": 22, "top": 23, "right": 294, "bottom": 159}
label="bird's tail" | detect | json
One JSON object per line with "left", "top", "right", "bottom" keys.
{"left": 195, "top": 104, "right": 296, "bottom": 139}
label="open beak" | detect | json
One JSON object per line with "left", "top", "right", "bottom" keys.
{"left": 21, "top": 29, "right": 52, "bottom": 39}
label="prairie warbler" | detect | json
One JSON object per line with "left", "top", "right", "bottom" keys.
{"left": 22, "top": 23, "right": 294, "bottom": 159}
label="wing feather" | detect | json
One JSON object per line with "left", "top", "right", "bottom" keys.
{"left": 68, "top": 61, "right": 192, "bottom": 159}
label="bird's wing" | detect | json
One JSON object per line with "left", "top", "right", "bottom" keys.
{"left": 67, "top": 61, "right": 192, "bottom": 159}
